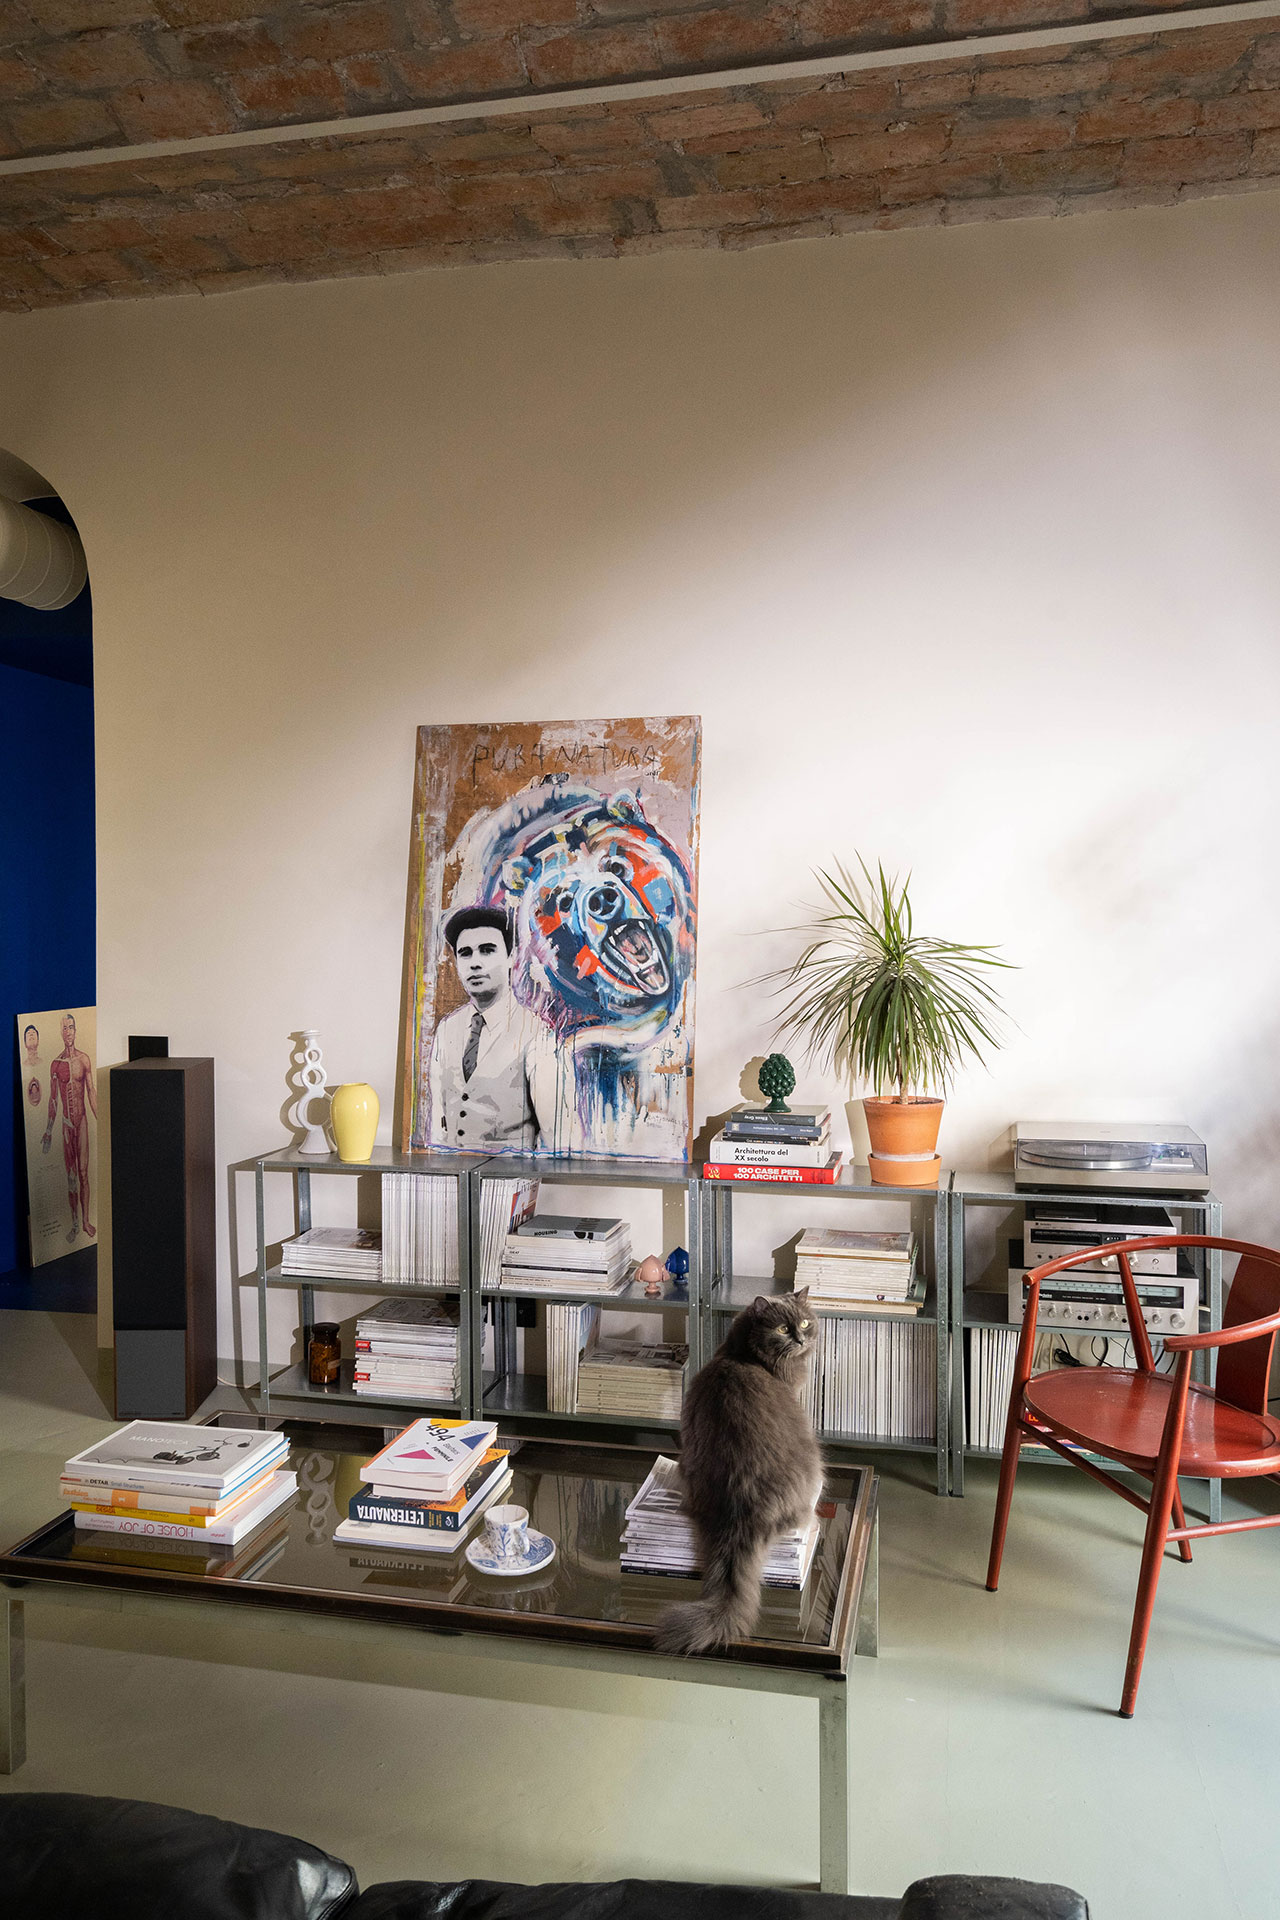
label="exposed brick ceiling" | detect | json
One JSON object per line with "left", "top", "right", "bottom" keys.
{"left": 2, "top": 0, "right": 1277, "bottom": 307}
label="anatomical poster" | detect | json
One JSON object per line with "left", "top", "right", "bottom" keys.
{"left": 18, "top": 1006, "right": 98, "bottom": 1266}
{"left": 401, "top": 717, "right": 700, "bottom": 1160}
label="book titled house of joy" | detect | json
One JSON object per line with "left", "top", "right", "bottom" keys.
{"left": 361, "top": 1418, "right": 499, "bottom": 1499}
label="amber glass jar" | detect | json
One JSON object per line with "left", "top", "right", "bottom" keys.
{"left": 307, "top": 1322, "right": 341, "bottom": 1387}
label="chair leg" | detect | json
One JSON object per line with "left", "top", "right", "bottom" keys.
{"left": 1120, "top": 1446, "right": 1182, "bottom": 1717}
{"left": 1171, "top": 1483, "right": 1193, "bottom": 1565}
{"left": 986, "top": 1406, "right": 1024, "bottom": 1592}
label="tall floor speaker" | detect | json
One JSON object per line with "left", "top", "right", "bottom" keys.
{"left": 110, "top": 1056, "right": 216, "bottom": 1418}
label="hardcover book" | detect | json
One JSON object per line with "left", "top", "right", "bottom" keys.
{"left": 72, "top": 1471, "right": 297, "bottom": 1544}
{"left": 351, "top": 1463, "right": 513, "bottom": 1533}
{"left": 63, "top": 1422, "right": 287, "bottom": 1495}
{"left": 361, "top": 1417, "right": 499, "bottom": 1492}
{"left": 702, "top": 1156, "right": 845, "bottom": 1185}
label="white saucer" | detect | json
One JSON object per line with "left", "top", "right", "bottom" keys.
{"left": 466, "top": 1528, "right": 557, "bottom": 1578}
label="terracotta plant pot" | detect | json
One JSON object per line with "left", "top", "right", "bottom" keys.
{"left": 862, "top": 1095, "right": 943, "bottom": 1187}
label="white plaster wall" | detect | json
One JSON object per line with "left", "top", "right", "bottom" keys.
{"left": 2, "top": 186, "right": 1278, "bottom": 1362}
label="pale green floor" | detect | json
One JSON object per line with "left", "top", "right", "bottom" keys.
{"left": 3, "top": 1311, "right": 1279, "bottom": 1917}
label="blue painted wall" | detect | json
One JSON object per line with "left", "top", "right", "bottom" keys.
{"left": 0, "top": 517, "right": 94, "bottom": 1309}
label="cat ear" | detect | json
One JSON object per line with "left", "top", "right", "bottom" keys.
{"left": 793, "top": 1287, "right": 810, "bottom": 1304}
{"left": 752, "top": 1296, "right": 773, "bottom": 1314}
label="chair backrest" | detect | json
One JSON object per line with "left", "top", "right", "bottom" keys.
{"left": 1214, "top": 1251, "right": 1280, "bottom": 1414}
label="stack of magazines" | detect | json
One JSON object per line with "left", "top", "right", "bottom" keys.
{"left": 500, "top": 1214, "right": 633, "bottom": 1295}
{"left": 380, "top": 1173, "right": 459, "bottom": 1286}
{"left": 478, "top": 1177, "right": 540, "bottom": 1289}
{"left": 281, "top": 1226, "right": 381, "bottom": 1281}
{"left": 805, "top": 1316, "right": 937, "bottom": 1440}
{"left": 334, "top": 1418, "right": 512, "bottom": 1554}
{"left": 575, "top": 1339, "right": 687, "bottom": 1419}
{"left": 353, "top": 1297, "right": 459, "bottom": 1401}
{"left": 545, "top": 1301, "right": 601, "bottom": 1413}
{"left": 620, "top": 1456, "right": 820, "bottom": 1588}
{"left": 794, "top": 1228, "right": 919, "bottom": 1311}
{"left": 60, "top": 1421, "right": 296, "bottom": 1548}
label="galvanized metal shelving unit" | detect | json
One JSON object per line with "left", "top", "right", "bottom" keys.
{"left": 702, "top": 1166, "right": 950, "bottom": 1497}
{"left": 252, "top": 1146, "right": 701, "bottom": 1437}
{"left": 948, "top": 1170, "right": 1223, "bottom": 1512}
{"left": 472, "top": 1153, "right": 701, "bottom": 1439}
{"left": 252, "top": 1144, "right": 491, "bottom": 1425}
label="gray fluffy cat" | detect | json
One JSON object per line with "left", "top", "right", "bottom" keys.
{"left": 655, "top": 1288, "right": 822, "bottom": 1656}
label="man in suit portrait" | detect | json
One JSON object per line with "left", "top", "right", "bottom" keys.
{"left": 426, "top": 907, "right": 577, "bottom": 1154}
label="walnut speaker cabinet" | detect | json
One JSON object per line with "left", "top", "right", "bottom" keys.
{"left": 110, "top": 1056, "right": 216, "bottom": 1418}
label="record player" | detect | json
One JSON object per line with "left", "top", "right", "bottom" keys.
{"left": 1014, "top": 1121, "right": 1209, "bottom": 1194}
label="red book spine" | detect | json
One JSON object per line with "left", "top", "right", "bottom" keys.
{"left": 702, "top": 1161, "right": 843, "bottom": 1185}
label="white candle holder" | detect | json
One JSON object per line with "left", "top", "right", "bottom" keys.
{"left": 294, "top": 1029, "right": 331, "bottom": 1155}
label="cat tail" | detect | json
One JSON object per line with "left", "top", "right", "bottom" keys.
{"left": 654, "top": 1529, "right": 770, "bottom": 1656}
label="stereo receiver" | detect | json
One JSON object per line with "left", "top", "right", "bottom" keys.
{"left": 1007, "top": 1248, "right": 1197, "bottom": 1336}
{"left": 1022, "top": 1202, "right": 1178, "bottom": 1276}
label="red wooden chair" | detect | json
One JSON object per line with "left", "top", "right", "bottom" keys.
{"left": 985, "top": 1234, "right": 1280, "bottom": 1716}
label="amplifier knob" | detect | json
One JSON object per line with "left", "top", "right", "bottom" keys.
{"left": 1086, "top": 1308, "right": 1101, "bottom": 1323}
{"left": 1171, "top": 1313, "right": 1185, "bottom": 1330}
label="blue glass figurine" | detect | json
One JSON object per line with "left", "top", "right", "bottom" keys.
{"left": 665, "top": 1246, "right": 690, "bottom": 1290}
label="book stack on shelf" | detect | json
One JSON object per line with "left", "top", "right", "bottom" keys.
{"left": 334, "top": 1418, "right": 513, "bottom": 1553}
{"left": 478, "top": 1177, "right": 541, "bottom": 1289}
{"left": 703, "top": 1103, "right": 842, "bottom": 1185}
{"left": 500, "top": 1214, "right": 633, "bottom": 1296}
{"left": 281, "top": 1226, "right": 382, "bottom": 1282}
{"left": 806, "top": 1318, "right": 937, "bottom": 1441}
{"left": 620, "top": 1456, "right": 820, "bottom": 1587}
{"left": 575, "top": 1339, "right": 688, "bottom": 1420}
{"left": 60, "top": 1422, "right": 296, "bottom": 1549}
{"left": 795, "top": 1228, "right": 923, "bottom": 1313}
{"left": 381, "top": 1173, "right": 459, "bottom": 1286}
{"left": 545, "top": 1302, "right": 601, "bottom": 1413}
{"left": 353, "top": 1297, "right": 460, "bottom": 1402}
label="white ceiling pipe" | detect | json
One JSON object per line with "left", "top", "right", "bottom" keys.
{"left": 0, "top": 495, "right": 87, "bottom": 610}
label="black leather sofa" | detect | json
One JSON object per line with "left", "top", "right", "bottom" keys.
{"left": 0, "top": 1793, "right": 1089, "bottom": 1920}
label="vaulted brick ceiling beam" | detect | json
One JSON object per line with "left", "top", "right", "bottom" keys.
{"left": 2, "top": 1, "right": 1280, "bottom": 306}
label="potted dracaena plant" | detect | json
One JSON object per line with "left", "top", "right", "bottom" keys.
{"left": 766, "top": 860, "right": 1012, "bottom": 1186}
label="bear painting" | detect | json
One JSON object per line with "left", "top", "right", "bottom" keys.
{"left": 401, "top": 716, "right": 701, "bottom": 1161}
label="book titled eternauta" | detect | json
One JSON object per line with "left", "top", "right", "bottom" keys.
{"left": 351, "top": 1460, "right": 512, "bottom": 1532}
{"left": 702, "top": 1157, "right": 845, "bottom": 1185}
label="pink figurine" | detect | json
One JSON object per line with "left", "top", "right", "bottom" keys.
{"left": 637, "top": 1255, "right": 665, "bottom": 1296}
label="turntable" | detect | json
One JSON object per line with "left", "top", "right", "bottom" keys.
{"left": 1014, "top": 1121, "right": 1209, "bottom": 1193}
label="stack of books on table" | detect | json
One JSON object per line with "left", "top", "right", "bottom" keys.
{"left": 333, "top": 1418, "right": 513, "bottom": 1553}
{"left": 498, "top": 1215, "right": 633, "bottom": 1296}
{"left": 353, "top": 1296, "right": 460, "bottom": 1402}
{"left": 794, "top": 1227, "right": 920, "bottom": 1311}
{"left": 703, "top": 1104, "right": 843, "bottom": 1185}
{"left": 575, "top": 1339, "right": 688, "bottom": 1420}
{"left": 381, "top": 1172, "right": 460, "bottom": 1286}
{"left": 281, "top": 1226, "right": 382, "bottom": 1281}
{"left": 60, "top": 1422, "right": 296, "bottom": 1548}
{"left": 620, "top": 1456, "right": 820, "bottom": 1588}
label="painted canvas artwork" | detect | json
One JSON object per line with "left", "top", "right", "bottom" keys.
{"left": 401, "top": 717, "right": 701, "bottom": 1161}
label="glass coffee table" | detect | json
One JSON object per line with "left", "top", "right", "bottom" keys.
{"left": 0, "top": 1427, "right": 878, "bottom": 1894}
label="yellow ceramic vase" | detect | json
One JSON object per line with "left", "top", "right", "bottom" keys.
{"left": 330, "top": 1082, "right": 379, "bottom": 1163}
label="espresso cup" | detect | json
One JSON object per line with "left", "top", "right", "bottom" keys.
{"left": 484, "top": 1504, "right": 529, "bottom": 1563}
